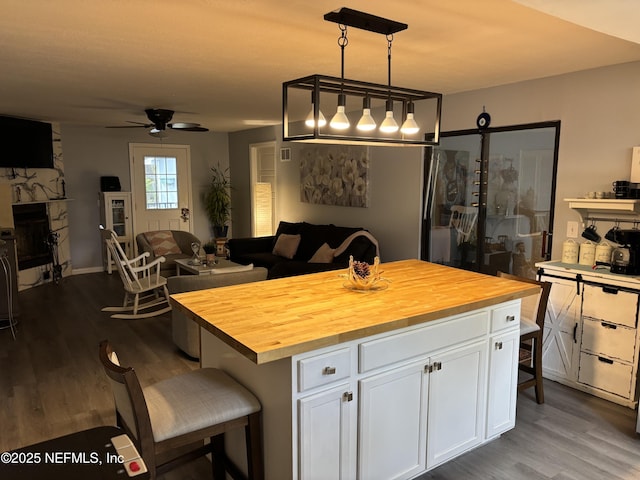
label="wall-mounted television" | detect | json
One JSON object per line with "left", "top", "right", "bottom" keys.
{"left": 0, "top": 115, "right": 54, "bottom": 169}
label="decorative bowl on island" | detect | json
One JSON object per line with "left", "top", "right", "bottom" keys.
{"left": 341, "top": 256, "right": 389, "bottom": 291}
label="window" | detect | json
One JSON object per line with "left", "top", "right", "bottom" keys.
{"left": 144, "top": 156, "right": 178, "bottom": 209}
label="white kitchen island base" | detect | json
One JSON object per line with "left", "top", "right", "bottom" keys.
{"left": 199, "top": 299, "right": 522, "bottom": 480}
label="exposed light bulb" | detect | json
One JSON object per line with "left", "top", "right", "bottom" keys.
{"left": 357, "top": 97, "right": 377, "bottom": 131}
{"left": 400, "top": 102, "right": 420, "bottom": 134}
{"left": 379, "top": 100, "right": 398, "bottom": 133}
{"left": 305, "top": 108, "right": 327, "bottom": 128}
{"left": 357, "top": 109, "right": 377, "bottom": 131}
{"left": 330, "top": 94, "right": 350, "bottom": 130}
{"left": 400, "top": 114, "right": 419, "bottom": 134}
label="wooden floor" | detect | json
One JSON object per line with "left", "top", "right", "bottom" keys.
{"left": 1, "top": 272, "right": 640, "bottom": 479}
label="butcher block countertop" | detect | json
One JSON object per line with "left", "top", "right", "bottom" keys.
{"left": 170, "top": 259, "right": 539, "bottom": 364}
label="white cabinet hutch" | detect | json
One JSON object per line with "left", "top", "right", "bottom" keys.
{"left": 536, "top": 198, "right": 640, "bottom": 408}
{"left": 99, "top": 192, "right": 133, "bottom": 273}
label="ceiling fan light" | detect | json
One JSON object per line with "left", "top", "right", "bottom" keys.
{"left": 149, "top": 129, "right": 169, "bottom": 138}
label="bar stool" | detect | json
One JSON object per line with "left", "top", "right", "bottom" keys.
{"left": 497, "top": 272, "right": 552, "bottom": 404}
{"left": 99, "top": 340, "right": 264, "bottom": 479}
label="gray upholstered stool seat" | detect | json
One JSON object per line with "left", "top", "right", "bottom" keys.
{"left": 519, "top": 318, "right": 540, "bottom": 336}
{"left": 144, "top": 368, "right": 261, "bottom": 442}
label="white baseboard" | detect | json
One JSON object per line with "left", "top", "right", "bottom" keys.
{"left": 72, "top": 266, "right": 106, "bottom": 275}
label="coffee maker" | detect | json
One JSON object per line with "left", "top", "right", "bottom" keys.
{"left": 605, "top": 228, "right": 640, "bottom": 275}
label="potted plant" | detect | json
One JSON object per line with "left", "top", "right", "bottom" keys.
{"left": 204, "top": 163, "right": 231, "bottom": 238}
{"left": 203, "top": 241, "right": 217, "bottom": 265}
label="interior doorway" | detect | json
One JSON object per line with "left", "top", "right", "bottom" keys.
{"left": 129, "top": 143, "right": 193, "bottom": 238}
{"left": 249, "top": 141, "right": 276, "bottom": 236}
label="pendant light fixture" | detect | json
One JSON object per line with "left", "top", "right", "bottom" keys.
{"left": 283, "top": 7, "right": 442, "bottom": 146}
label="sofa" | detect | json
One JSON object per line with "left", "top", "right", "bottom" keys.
{"left": 167, "top": 266, "right": 268, "bottom": 358}
{"left": 228, "top": 221, "right": 380, "bottom": 279}
{"left": 136, "top": 230, "right": 200, "bottom": 277}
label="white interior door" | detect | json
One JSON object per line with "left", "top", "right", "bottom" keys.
{"left": 129, "top": 143, "right": 193, "bottom": 236}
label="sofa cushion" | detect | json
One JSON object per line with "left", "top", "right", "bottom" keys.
{"left": 144, "top": 230, "right": 182, "bottom": 256}
{"left": 210, "top": 263, "right": 255, "bottom": 274}
{"left": 273, "top": 233, "right": 301, "bottom": 259}
{"left": 274, "top": 221, "right": 303, "bottom": 242}
{"left": 308, "top": 243, "right": 336, "bottom": 263}
{"left": 294, "top": 223, "right": 330, "bottom": 261}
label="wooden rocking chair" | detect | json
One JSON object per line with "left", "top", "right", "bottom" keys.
{"left": 101, "top": 229, "right": 172, "bottom": 319}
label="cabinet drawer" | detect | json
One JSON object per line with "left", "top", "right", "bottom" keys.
{"left": 490, "top": 302, "right": 520, "bottom": 333}
{"left": 581, "top": 317, "right": 636, "bottom": 363}
{"left": 298, "top": 348, "right": 351, "bottom": 392}
{"left": 359, "top": 311, "right": 488, "bottom": 373}
{"left": 582, "top": 285, "right": 638, "bottom": 328}
{"left": 578, "top": 352, "right": 633, "bottom": 398}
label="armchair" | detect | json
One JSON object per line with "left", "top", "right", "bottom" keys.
{"left": 135, "top": 230, "right": 201, "bottom": 277}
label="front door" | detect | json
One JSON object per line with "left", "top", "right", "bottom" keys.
{"left": 129, "top": 143, "right": 193, "bottom": 236}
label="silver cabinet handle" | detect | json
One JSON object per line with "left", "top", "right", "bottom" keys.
{"left": 323, "top": 366, "right": 336, "bottom": 375}
{"left": 495, "top": 341, "right": 503, "bottom": 350}
{"left": 506, "top": 315, "right": 516, "bottom": 322}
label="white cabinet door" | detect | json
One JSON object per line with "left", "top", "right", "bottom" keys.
{"left": 426, "top": 341, "right": 486, "bottom": 469}
{"left": 359, "top": 360, "right": 428, "bottom": 480}
{"left": 298, "top": 383, "right": 356, "bottom": 480}
{"left": 486, "top": 330, "right": 519, "bottom": 438}
{"left": 540, "top": 275, "right": 581, "bottom": 381}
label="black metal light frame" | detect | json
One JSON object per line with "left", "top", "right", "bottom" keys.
{"left": 282, "top": 8, "right": 442, "bottom": 147}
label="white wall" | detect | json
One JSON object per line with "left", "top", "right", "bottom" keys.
{"left": 229, "top": 61, "right": 640, "bottom": 262}
{"left": 60, "top": 125, "right": 229, "bottom": 270}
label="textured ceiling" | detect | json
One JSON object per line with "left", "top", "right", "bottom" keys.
{"left": 0, "top": 0, "right": 639, "bottom": 132}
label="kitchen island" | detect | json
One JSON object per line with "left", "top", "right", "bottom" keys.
{"left": 171, "top": 259, "right": 539, "bottom": 480}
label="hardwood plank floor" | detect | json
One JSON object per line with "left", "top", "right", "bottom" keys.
{"left": 1, "top": 272, "right": 639, "bottom": 479}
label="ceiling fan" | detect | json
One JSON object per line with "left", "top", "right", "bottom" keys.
{"left": 108, "top": 109, "right": 209, "bottom": 136}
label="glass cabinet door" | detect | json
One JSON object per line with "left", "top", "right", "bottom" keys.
{"left": 111, "top": 199, "right": 126, "bottom": 236}
{"left": 423, "top": 122, "right": 559, "bottom": 280}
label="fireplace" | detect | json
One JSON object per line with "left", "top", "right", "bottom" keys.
{"left": 12, "top": 203, "right": 51, "bottom": 270}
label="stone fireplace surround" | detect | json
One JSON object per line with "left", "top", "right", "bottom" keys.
{"left": 0, "top": 125, "right": 71, "bottom": 290}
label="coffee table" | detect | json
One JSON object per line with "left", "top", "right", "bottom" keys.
{"left": 174, "top": 257, "right": 241, "bottom": 276}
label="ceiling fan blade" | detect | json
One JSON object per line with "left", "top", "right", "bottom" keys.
{"left": 169, "top": 123, "right": 209, "bottom": 132}
{"left": 106, "top": 120, "right": 152, "bottom": 129}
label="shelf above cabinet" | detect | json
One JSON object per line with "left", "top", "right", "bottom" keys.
{"left": 565, "top": 198, "right": 640, "bottom": 223}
